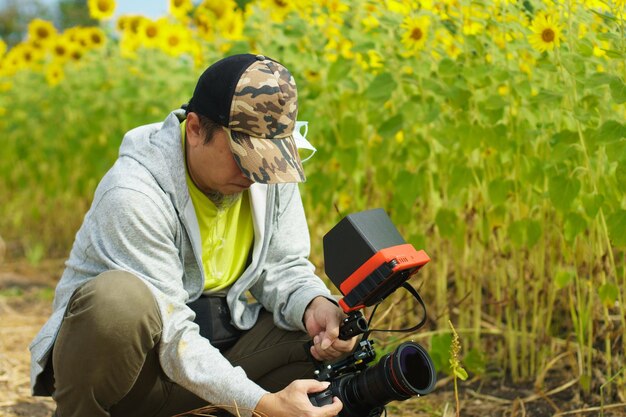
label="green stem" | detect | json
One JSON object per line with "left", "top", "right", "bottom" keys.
{"left": 454, "top": 375, "right": 461, "bottom": 417}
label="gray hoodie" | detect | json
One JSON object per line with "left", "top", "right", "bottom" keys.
{"left": 29, "top": 109, "right": 332, "bottom": 414}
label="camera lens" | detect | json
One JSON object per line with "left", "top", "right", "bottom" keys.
{"left": 393, "top": 343, "right": 436, "bottom": 396}
{"left": 333, "top": 342, "right": 436, "bottom": 417}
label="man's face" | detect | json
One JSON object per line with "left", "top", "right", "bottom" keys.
{"left": 185, "top": 113, "right": 254, "bottom": 196}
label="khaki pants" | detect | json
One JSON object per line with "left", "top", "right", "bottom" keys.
{"left": 50, "top": 271, "right": 315, "bottom": 417}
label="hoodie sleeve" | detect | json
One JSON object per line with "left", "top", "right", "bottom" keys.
{"left": 250, "top": 183, "right": 334, "bottom": 332}
{"left": 88, "top": 185, "right": 267, "bottom": 415}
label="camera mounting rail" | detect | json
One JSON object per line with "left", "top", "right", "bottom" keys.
{"left": 313, "top": 339, "right": 377, "bottom": 381}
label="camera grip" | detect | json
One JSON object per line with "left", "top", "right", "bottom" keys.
{"left": 339, "top": 311, "right": 368, "bottom": 340}
{"left": 309, "top": 389, "right": 333, "bottom": 407}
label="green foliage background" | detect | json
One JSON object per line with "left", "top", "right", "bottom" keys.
{"left": 1, "top": 0, "right": 625, "bottom": 401}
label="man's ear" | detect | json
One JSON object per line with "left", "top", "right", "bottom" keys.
{"left": 185, "top": 112, "right": 203, "bottom": 146}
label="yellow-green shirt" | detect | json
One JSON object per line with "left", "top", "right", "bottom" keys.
{"left": 181, "top": 121, "right": 254, "bottom": 291}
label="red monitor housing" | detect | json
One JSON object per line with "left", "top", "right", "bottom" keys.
{"left": 323, "top": 209, "right": 430, "bottom": 313}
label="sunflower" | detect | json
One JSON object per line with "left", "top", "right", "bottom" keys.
{"left": 361, "top": 14, "right": 380, "bottom": 31}
{"left": 86, "top": 27, "right": 107, "bottom": 48}
{"left": 50, "top": 36, "right": 72, "bottom": 61}
{"left": 593, "top": 40, "right": 609, "bottom": 57}
{"left": 169, "top": 0, "right": 194, "bottom": 20}
{"left": 75, "top": 30, "right": 91, "bottom": 49}
{"left": 188, "top": 41, "right": 205, "bottom": 69}
{"left": 434, "top": 28, "right": 462, "bottom": 60}
{"left": 2, "top": 50, "right": 20, "bottom": 76}
{"left": 117, "top": 15, "right": 144, "bottom": 35}
{"left": 461, "top": 4, "right": 487, "bottom": 35}
{"left": 259, "top": 0, "right": 294, "bottom": 22}
{"left": 528, "top": 11, "right": 564, "bottom": 53}
{"left": 116, "top": 15, "right": 130, "bottom": 32}
{"left": 386, "top": 0, "right": 412, "bottom": 14}
{"left": 120, "top": 33, "right": 140, "bottom": 59}
{"left": 88, "top": 0, "right": 116, "bottom": 21}
{"left": 64, "top": 27, "right": 83, "bottom": 44}
{"left": 18, "top": 43, "right": 40, "bottom": 68}
{"left": 68, "top": 45, "right": 84, "bottom": 63}
{"left": 321, "top": 0, "right": 349, "bottom": 15}
{"left": 28, "top": 19, "right": 57, "bottom": 45}
{"left": 356, "top": 49, "right": 384, "bottom": 72}
{"left": 218, "top": 9, "right": 245, "bottom": 40}
{"left": 138, "top": 19, "right": 165, "bottom": 48}
{"left": 303, "top": 69, "right": 321, "bottom": 83}
{"left": 161, "top": 31, "right": 183, "bottom": 56}
{"left": 369, "top": 50, "right": 384, "bottom": 68}
{"left": 462, "top": 19, "right": 484, "bottom": 36}
{"left": 45, "top": 63, "right": 64, "bottom": 86}
{"left": 0, "top": 38, "right": 6, "bottom": 59}
{"left": 160, "top": 24, "right": 190, "bottom": 56}
{"left": 3, "top": 43, "right": 40, "bottom": 71}
{"left": 194, "top": 13, "right": 215, "bottom": 41}
{"left": 1, "top": 50, "right": 12, "bottom": 74}
{"left": 518, "top": 51, "right": 535, "bottom": 76}
{"left": 197, "top": 0, "right": 237, "bottom": 19}
{"left": 584, "top": 0, "right": 614, "bottom": 10}
{"left": 323, "top": 33, "right": 354, "bottom": 63}
{"left": 401, "top": 15, "right": 431, "bottom": 53}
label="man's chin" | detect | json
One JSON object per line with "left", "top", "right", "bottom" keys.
{"left": 205, "top": 189, "right": 242, "bottom": 209}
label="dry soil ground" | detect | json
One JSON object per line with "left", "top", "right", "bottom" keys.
{"left": 1, "top": 260, "right": 625, "bottom": 417}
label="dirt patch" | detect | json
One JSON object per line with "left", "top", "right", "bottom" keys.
{"left": 0, "top": 288, "right": 56, "bottom": 416}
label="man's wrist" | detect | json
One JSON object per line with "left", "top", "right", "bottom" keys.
{"left": 302, "top": 295, "right": 325, "bottom": 325}
{"left": 255, "top": 392, "right": 280, "bottom": 417}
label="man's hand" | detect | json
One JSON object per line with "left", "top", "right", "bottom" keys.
{"left": 255, "top": 380, "right": 342, "bottom": 417}
{"left": 303, "top": 296, "right": 357, "bottom": 361}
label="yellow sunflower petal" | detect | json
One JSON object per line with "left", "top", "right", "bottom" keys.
{"left": 88, "top": 0, "right": 116, "bottom": 21}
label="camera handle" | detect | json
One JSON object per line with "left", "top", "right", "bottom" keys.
{"left": 310, "top": 310, "right": 374, "bottom": 380}
{"left": 338, "top": 310, "right": 369, "bottom": 340}
{"left": 306, "top": 281, "right": 427, "bottom": 373}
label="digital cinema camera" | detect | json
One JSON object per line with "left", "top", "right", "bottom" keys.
{"left": 308, "top": 208, "right": 437, "bottom": 417}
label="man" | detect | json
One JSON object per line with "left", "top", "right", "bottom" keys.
{"left": 30, "top": 54, "right": 356, "bottom": 417}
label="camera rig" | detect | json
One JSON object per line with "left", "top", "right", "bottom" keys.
{"left": 309, "top": 209, "right": 436, "bottom": 417}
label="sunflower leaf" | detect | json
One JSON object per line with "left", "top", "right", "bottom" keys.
{"left": 549, "top": 174, "right": 581, "bottom": 213}
{"left": 616, "top": 162, "right": 626, "bottom": 193}
{"left": 598, "top": 284, "right": 618, "bottom": 307}
{"left": 610, "top": 78, "right": 626, "bottom": 104}
{"left": 555, "top": 270, "right": 575, "bottom": 289}
{"left": 605, "top": 49, "right": 625, "bottom": 59}
{"left": 364, "top": 72, "right": 397, "bottom": 102}
{"left": 585, "top": 72, "right": 616, "bottom": 88}
{"left": 564, "top": 212, "right": 587, "bottom": 242}
{"left": 607, "top": 210, "right": 626, "bottom": 247}
{"left": 576, "top": 39, "right": 593, "bottom": 57}
{"left": 377, "top": 113, "right": 403, "bottom": 139}
{"left": 590, "top": 120, "right": 626, "bottom": 145}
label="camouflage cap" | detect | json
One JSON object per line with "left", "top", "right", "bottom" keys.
{"left": 187, "top": 54, "right": 305, "bottom": 184}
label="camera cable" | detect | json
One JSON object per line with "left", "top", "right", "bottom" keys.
{"left": 361, "top": 282, "right": 428, "bottom": 341}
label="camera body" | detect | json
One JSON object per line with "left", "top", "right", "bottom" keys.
{"left": 309, "top": 209, "right": 436, "bottom": 416}
{"left": 309, "top": 340, "right": 436, "bottom": 417}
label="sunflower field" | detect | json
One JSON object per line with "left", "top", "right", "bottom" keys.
{"left": 1, "top": 0, "right": 625, "bottom": 414}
